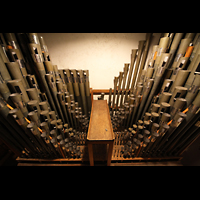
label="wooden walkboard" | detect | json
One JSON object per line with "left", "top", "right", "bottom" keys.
{"left": 87, "top": 100, "right": 114, "bottom": 165}
{"left": 87, "top": 100, "right": 114, "bottom": 141}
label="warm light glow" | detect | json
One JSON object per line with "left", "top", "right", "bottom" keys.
{"left": 167, "top": 120, "right": 173, "bottom": 126}
{"left": 182, "top": 107, "right": 189, "bottom": 114}
{"left": 7, "top": 103, "right": 43, "bottom": 133}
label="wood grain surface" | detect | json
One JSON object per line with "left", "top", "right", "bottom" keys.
{"left": 87, "top": 100, "right": 114, "bottom": 141}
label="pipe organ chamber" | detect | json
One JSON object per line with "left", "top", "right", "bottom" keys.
{"left": 0, "top": 33, "right": 199, "bottom": 165}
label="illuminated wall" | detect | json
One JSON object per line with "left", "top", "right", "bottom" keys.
{"left": 38, "top": 33, "right": 161, "bottom": 89}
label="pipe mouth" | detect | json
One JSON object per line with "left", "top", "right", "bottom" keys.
{"left": 27, "top": 122, "right": 35, "bottom": 128}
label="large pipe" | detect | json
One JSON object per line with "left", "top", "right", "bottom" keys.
{"left": 141, "top": 53, "right": 172, "bottom": 118}
{"left": 130, "top": 40, "right": 145, "bottom": 90}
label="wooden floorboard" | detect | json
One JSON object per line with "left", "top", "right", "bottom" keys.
{"left": 17, "top": 160, "right": 183, "bottom": 166}
{"left": 18, "top": 163, "right": 87, "bottom": 166}
{"left": 110, "top": 161, "right": 183, "bottom": 166}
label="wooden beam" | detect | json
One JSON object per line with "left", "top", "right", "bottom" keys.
{"left": 92, "top": 89, "right": 131, "bottom": 95}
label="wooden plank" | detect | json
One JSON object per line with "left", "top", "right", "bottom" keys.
{"left": 18, "top": 163, "right": 88, "bottom": 166}
{"left": 92, "top": 89, "right": 111, "bottom": 95}
{"left": 110, "top": 161, "right": 183, "bottom": 166}
{"left": 87, "top": 143, "right": 94, "bottom": 166}
{"left": 18, "top": 160, "right": 183, "bottom": 166}
{"left": 90, "top": 88, "right": 93, "bottom": 104}
{"left": 16, "top": 157, "right": 83, "bottom": 162}
{"left": 111, "top": 156, "right": 182, "bottom": 161}
{"left": 87, "top": 100, "right": 114, "bottom": 141}
{"left": 92, "top": 89, "right": 131, "bottom": 95}
{"left": 16, "top": 155, "right": 182, "bottom": 163}
{"left": 107, "top": 141, "right": 114, "bottom": 165}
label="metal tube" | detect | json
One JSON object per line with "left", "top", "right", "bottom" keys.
{"left": 27, "top": 122, "right": 51, "bottom": 157}
{"left": 45, "top": 74, "right": 65, "bottom": 123}
{"left": 28, "top": 43, "right": 43, "bottom": 63}
{"left": 131, "top": 40, "right": 145, "bottom": 90}
{"left": 167, "top": 33, "right": 184, "bottom": 68}
{"left": 0, "top": 55, "right": 11, "bottom": 83}
{"left": 158, "top": 102, "right": 170, "bottom": 116}
{"left": 111, "top": 77, "right": 118, "bottom": 116}
{"left": 10, "top": 93, "right": 28, "bottom": 117}
{"left": 135, "top": 79, "right": 154, "bottom": 122}
{"left": 9, "top": 108, "right": 42, "bottom": 157}
{"left": 156, "top": 112, "right": 187, "bottom": 154}
{"left": 0, "top": 80, "right": 12, "bottom": 104}
{"left": 27, "top": 33, "right": 41, "bottom": 45}
{"left": 143, "top": 67, "right": 154, "bottom": 86}
{"left": 39, "top": 36, "right": 49, "bottom": 53}
{"left": 148, "top": 123, "right": 170, "bottom": 156}
{"left": 34, "top": 62, "right": 58, "bottom": 115}
{"left": 144, "top": 123, "right": 159, "bottom": 155}
{"left": 130, "top": 95, "right": 142, "bottom": 125}
{"left": 6, "top": 61, "right": 29, "bottom": 89}
{"left": 57, "top": 91, "right": 70, "bottom": 125}
{"left": 185, "top": 54, "right": 200, "bottom": 89}
{"left": 159, "top": 79, "right": 173, "bottom": 94}
{"left": 40, "top": 129, "right": 58, "bottom": 158}
{"left": 4, "top": 33, "right": 20, "bottom": 49}
{"left": 39, "top": 101, "right": 50, "bottom": 111}
{"left": 169, "top": 70, "right": 191, "bottom": 93}
{"left": 63, "top": 69, "right": 74, "bottom": 96}
{"left": 149, "top": 45, "right": 158, "bottom": 62}
{"left": 170, "top": 38, "right": 191, "bottom": 71}
{"left": 184, "top": 74, "right": 200, "bottom": 107}
{"left": 28, "top": 111, "right": 41, "bottom": 126}
{"left": 115, "top": 72, "right": 123, "bottom": 110}
{"left": 135, "top": 33, "right": 153, "bottom": 86}
{"left": 153, "top": 37, "right": 170, "bottom": 77}
{"left": 78, "top": 70, "right": 88, "bottom": 116}
{"left": 170, "top": 57, "right": 189, "bottom": 81}
{"left": 26, "top": 88, "right": 41, "bottom": 102}
{"left": 0, "top": 98, "right": 36, "bottom": 156}
{"left": 27, "top": 100, "right": 41, "bottom": 116}
{"left": 168, "top": 86, "right": 188, "bottom": 107}
{"left": 120, "top": 63, "right": 129, "bottom": 106}
{"left": 164, "top": 90, "right": 200, "bottom": 154}
{"left": 83, "top": 70, "right": 91, "bottom": 114}
{"left": 108, "top": 88, "right": 112, "bottom": 110}
{"left": 141, "top": 53, "right": 172, "bottom": 118}
{"left": 126, "top": 49, "right": 137, "bottom": 90}
{"left": 7, "top": 79, "right": 30, "bottom": 104}
{"left": 170, "top": 98, "right": 186, "bottom": 118}
{"left": 0, "top": 33, "right": 10, "bottom": 63}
